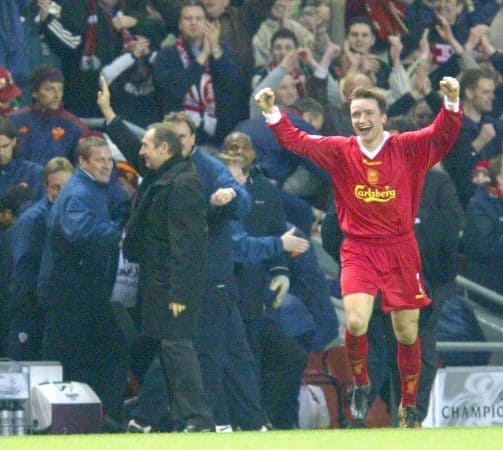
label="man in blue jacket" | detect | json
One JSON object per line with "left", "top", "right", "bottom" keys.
{"left": 8, "top": 65, "right": 92, "bottom": 166}
{"left": 8, "top": 156, "right": 74, "bottom": 361}
{"left": 38, "top": 136, "right": 128, "bottom": 431}
{"left": 0, "top": 116, "right": 44, "bottom": 199}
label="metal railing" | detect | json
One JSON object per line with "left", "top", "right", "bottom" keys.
{"left": 456, "top": 275, "right": 503, "bottom": 309}
{"left": 436, "top": 342, "right": 503, "bottom": 352}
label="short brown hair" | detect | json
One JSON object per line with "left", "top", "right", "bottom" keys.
{"left": 350, "top": 87, "right": 387, "bottom": 113}
{"left": 77, "top": 136, "right": 109, "bottom": 161}
{"left": 44, "top": 157, "right": 74, "bottom": 184}
{"left": 460, "top": 69, "right": 495, "bottom": 100}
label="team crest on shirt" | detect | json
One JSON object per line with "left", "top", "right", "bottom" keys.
{"left": 51, "top": 127, "right": 66, "bottom": 141}
{"left": 367, "top": 169, "right": 379, "bottom": 185}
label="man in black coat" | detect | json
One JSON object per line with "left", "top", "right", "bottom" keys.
{"left": 123, "top": 122, "right": 214, "bottom": 432}
{"left": 463, "top": 154, "right": 503, "bottom": 295}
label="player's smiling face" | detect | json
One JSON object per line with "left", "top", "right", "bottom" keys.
{"left": 350, "top": 98, "right": 387, "bottom": 149}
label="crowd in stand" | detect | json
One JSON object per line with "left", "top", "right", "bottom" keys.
{"left": 0, "top": 0, "right": 502, "bottom": 432}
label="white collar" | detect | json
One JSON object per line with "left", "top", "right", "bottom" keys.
{"left": 357, "top": 131, "right": 390, "bottom": 160}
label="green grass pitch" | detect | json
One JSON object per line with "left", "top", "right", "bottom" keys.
{"left": 2, "top": 428, "right": 503, "bottom": 450}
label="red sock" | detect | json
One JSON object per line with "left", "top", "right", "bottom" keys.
{"left": 397, "top": 338, "right": 421, "bottom": 407}
{"left": 345, "top": 329, "right": 370, "bottom": 386}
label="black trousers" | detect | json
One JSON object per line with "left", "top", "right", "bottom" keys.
{"left": 158, "top": 338, "right": 214, "bottom": 430}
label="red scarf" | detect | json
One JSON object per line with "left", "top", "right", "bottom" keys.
{"left": 268, "top": 60, "right": 306, "bottom": 98}
{"left": 175, "top": 36, "right": 216, "bottom": 137}
{"left": 81, "top": 0, "right": 134, "bottom": 71}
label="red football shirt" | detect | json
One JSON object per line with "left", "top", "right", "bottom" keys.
{"left": 269, "top": 105, "right": 463, "bottom": 241}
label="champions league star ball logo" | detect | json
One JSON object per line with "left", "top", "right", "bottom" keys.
{"left": 367, "top": 169, "right": 379, "bottom": 185}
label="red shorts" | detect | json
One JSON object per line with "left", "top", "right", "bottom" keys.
{"left": 340, "top": 233, "right": 431, "bottom": 313}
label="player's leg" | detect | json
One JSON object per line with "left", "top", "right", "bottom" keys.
{"left": 390, "top": 308, "right": 421, "bottom": 428}
{"left": 343, "top": 293, "right": 374, "bottom": 421}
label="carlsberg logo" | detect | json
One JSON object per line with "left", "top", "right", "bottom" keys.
{"left": 354, "top": 185, "right": 396, "bottom": 203}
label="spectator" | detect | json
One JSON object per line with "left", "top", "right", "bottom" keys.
{"left": 252, "top": 0, "right": 314, "bottom": 68}
{"left": 152, "top": 0, "right": 243, "bottom": 148}
{"left": 404, "top": 0, "right": 471, "bottom": 66}
{"left": 39, "top": 0, "right": 136, "bottom": 117}
{"left": 0, "top": 116, "right": 44, "bottom": 199}
{"left": 0, "top": 67, "right": 22, "bottom": 116}
{"left": 8, "top": 65, "right": 93, "bottom": 166}
{"left": 471, "top": 159, "right": 491, "bottom": 187}
{"left": 121, "top": 122, "right": 214, "bottom": 433}
{"left": 0, "top": 184, "right": 35, "bottom": 356}
{"left": 0, "top": 0, "right": 30, "bottom": 90}
{"left": 250, "top": 29, "right": 342, "bottom": 119}
{"left": 38, "top": 136, "right": 128, "bottom": 432}
{"left": 342, "top": 16, "right": 393, "bottom": 89}
{"left": 8, "top": 156, "right": 74, "bottom": 361}
{"left": 443, "top": 68, "right": 502, "bottom": 207}
{"left": 100, "top": 35, "right": 161, "bottom": 128}
{"left": 200, "top": 0, "right": 274, "bottom": 121}
{"left": 463, "top": 154, "right": 503, "bottom": 295}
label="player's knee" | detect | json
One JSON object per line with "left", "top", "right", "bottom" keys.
{"left": 394, "top": 326, "right": 418, "bottom": 345}
{"left": 346, "top": 315, "right": 368, "bottom": 336}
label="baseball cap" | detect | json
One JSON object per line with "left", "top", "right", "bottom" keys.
{"left": 472, "top": 159, "right": 489, "bottom": 177}
{"left": 0, "top": 67, "right": 22, "bottom": 102}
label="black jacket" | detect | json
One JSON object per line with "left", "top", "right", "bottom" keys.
{"left": 463, "top": 186, "right": 503, "bottom": 294}
{"left": 124, "top": 154, "right": 208, "bottom": 338}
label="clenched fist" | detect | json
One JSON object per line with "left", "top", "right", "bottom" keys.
{"left": 254, "top": 88, "right": 276, "bottom": 114}
{"left": 439, "top": 76, "right": 460, "bottom": 102}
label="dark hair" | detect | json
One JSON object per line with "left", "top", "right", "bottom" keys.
{"left": 0, "top": 116, "right": 22, "bottom": 159}
{"left": 346, "top": 16, "right": 376, "bottom": 37}
{"left": 29, "top": 64, "right": 64, "bottom": 93}
{"left": 350, "top": 87, "right": 387, "bottom": 113}
{"left": 294, "top": 97, "right": 324, "bottom": 118}
{"left": 271, "top": 28, "right": 299, "bottom": 48}
{"left": 487, "top": 155, "right": 502, "bottom": 188}
{"left": 163, "top": 111, "right": 197, "bottom": 135}
{"left": 77, "top": 136, "right": 109, "bottom": 161}
{"left": 149, "top": 123, "right": 183, "bottom": 155}
{"left": 178, "top": 0, "right": 207, "bottom": 22}
{"left": 0, "top": 184, "right": 35, "bottom": 216}
{"left": 44, "top": 157, "right": 74, "bottom": 184}
{"left": 460, "top": 69, "right": 495, "bottom": 100}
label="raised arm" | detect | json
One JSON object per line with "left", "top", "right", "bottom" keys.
{"left": 399, "top": 76, "right": 463, "bottom": 167}
{"left": 254, "top": 87, "right": 345, "bottom": 171}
